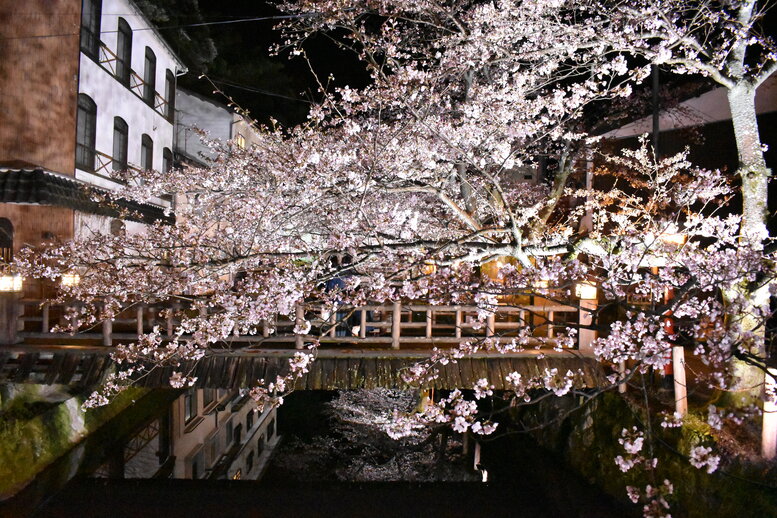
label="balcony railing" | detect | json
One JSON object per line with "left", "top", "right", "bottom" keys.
{"left": 97, "top": 41, "right": 172, "bottom": 121}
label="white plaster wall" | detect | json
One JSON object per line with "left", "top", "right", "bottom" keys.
{"left": 74, "top": 212, "right": 110, "bottom": 240}
{"left": 77, "top": 0, "right": 184, "bottom": 192}
{"left": 74, "top": 211, "right": 148, "bottom": 239}
{"left": 604, "top": 74, "right": 777, "bottom": 139}
{"left": 175, "top": 89, "right": 233, "bottom": 164}
{"left": 232, "top": 116, "right": 262, "bottom": 148}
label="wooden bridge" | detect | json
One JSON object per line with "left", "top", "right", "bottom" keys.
{"left": 0, "top": 345, "right": 604, "bottom": 390}
{"left": 0, "top": 297, "right": 604, "bottom": 390}
{"left": 12, "top": 298, "right": 597, "bottom": 349}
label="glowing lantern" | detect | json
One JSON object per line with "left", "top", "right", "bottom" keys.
{"left": 0, "top": 274, "right": 23, "bottom": 292}
{"left": 575, "top": 281, "right": 597, "bottom": 300}
{"left": 61, "top": 273, "right": 81, "bottom": 287}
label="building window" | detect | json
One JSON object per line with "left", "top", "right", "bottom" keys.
{"left": 80, "top": 0, "right": 101, "bottom": 59}
{"left": 191, "top": 450, "right": 203, "bottom": 479}
{"left": 246, "top": 410, "right": 254, "bottom": 432}
{"left": 0, "top": 219, "right": 13, "bottom": 264}
{"left": 162, "top": 147, "right": 172, "bottom": 174}
{"left": 76, "top": 94, "right": 97, "bottom": 171}
{"left": 257, "top": 435, "right": 265, "bottom": 455}
{"left": 203, "top": 388, "right": 215, "bottom": 408}
{"left": 141, "top": 134, "right": 153, "bottom": 171}
{"left": 234, "top": 423, "right": 242, "bottom": 445}
{"left": 225, "top": 420, "right": 233, "bottom": 448}
{"left": 268, "top": 418, "right": 275, "bottom": 440}
{"left": 246, "top": 450, "right": 254, "bottom": 473}
{"left": 165, "top": 69, "right": 175, "bottom": 120}
{"left": 184, "top": 389, "right": 197, "bottom": 423}
{"left": 143, "top": 47, "right": 156, "bottom": 106}
{"left": 235, "top": 133, "right": 246, "bottom": 149}
{"left": 116, "top": 18, "right": 132, "bottom": 86}
{"left": 112, "top": 117, "right": 128, "bottom": 171}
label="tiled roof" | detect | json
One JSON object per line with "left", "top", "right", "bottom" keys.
{"left": 0, "top": 167, "right": 173, "bottom": 224}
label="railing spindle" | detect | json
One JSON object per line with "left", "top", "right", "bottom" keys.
{"left": 391, "top": 302, "right": 402, "bottom": 349}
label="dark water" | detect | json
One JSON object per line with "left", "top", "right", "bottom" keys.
{"left": 1, "top": 389, "right": 633, "bottom": 518}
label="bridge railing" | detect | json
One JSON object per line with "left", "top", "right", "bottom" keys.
{"left": 12, "top": 298, "right": 597, "bottom": 352}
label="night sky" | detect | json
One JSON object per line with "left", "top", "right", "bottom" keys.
{"left": 142, "top": 0, "right": 370, "bottom": 127}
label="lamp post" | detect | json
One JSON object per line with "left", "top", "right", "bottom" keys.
{"left": 0, "top": 274, "right": 23, "bottom": 344}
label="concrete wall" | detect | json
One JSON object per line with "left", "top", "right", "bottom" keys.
{"left": 73, "top": 211, "right": 147, "bottom": 240}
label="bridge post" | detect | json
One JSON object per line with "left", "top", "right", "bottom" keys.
{"left": 426, "top": 309, "right": 433, "bottom": 338}
{"left": 41, "top": 302, "right": 50, "bottom": 333}
{"left": 166, "top": 303, "right": 178, "bottom": 337}
{"left": 295, "top": 304, "right": 305, "bottom": 349}
{"left": 391, "top": 302, "right": 401, "bottom": 349}
{"left": 455, "top": 309, "right": 462, "bottom": 338}
{"left": 102, "top": 316, "right": 113, "bottom": 346}
{"left": 762, "top": 368, "right": 777, "bottom": 459}
{"left": 0, "top": 292, "right": 21, "bottom": 344}
{"left": 578, "top": 298, "right": 598, "bottom": 355}
{"left": 262, "top": 319, "right": 270, "bottom": 338}
{"left": 486, "top": 313, "right": 495, "bottom": 338}
{"left": 136, "top": 305, "right": 144, "bottom": 336}
{"left": 672, "top": 346, "right": 688, "bottom": 416}
{"left": 359, "top": 309, "right": 367, "bottom": 338}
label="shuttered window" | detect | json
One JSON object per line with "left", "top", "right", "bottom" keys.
{"left": 116, "top": 18, "right": 132, "bottom": 85}
{"left": 76, "top": 94, "right": 97, "bottom": 171}
{"left": 112, "top": 117, "right": 128, "bottom": 171}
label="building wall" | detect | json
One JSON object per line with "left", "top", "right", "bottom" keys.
{"left": 226, "top": 406, "right": 279, "bottom": 481}
{"left": 77, "top": 0, "right": 183, "bottom": 191}
{"left": 0, "top": 0, "right": 80, "bottom": 174}
{"left": 232, "top": 116, "right": 262, "bottom": 148}
{"left": 0, "top": 205, "right": 74, "bottom": 255}
{"left": 73, "top": 211, "right": 150, "bottom": 240}
{"left": 174, "top": 89, "right": 234, "bottom": 165}
{"left": 169, "top": 389, "right": 277, "bottom": 480}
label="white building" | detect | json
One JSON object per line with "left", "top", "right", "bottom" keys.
{"left": 175, "top": 88, "right": 261, "bottom": 167}
{"left": 76, "top": 0, "right": 186, "bottom": 194}
{"left": 0, "top": 0, "right": 187, "bottom": 265}
{"left": 170, "top": 389, "right": 279, "bottom": 480}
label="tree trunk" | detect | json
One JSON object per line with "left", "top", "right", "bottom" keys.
{"left": 728, "top": 85, "right": 770, "bottom": 245}
{"left": 725, "top": 84, "right": 771, "bottom": 406}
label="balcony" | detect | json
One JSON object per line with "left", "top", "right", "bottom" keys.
{"left": 92, "top": 41, "right": 173, "bottom": 121}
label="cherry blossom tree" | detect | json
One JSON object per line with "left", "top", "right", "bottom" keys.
{"left": 15, "top": 2, "right": 777, "bottom": 516}
{"left": 271, "top": 389, "right": 475, "bottom": 482}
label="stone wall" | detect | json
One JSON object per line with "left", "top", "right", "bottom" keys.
{"left": 517, "top": 392, "right": 777, "bottom": 517}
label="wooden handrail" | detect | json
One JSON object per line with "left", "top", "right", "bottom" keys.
{"left": 16, "top": 298, "right": 596, "bottom": 352}
{"left": 97, "top": 41, "right": 171, "bottom": 120}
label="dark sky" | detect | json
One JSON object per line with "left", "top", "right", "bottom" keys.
{"left": 145, "top": 0, "right": 370, "bottom": 127}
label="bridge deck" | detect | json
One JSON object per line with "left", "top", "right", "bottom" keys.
{"left": 0, "top": 345, "right": 604, "bottom": 390}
